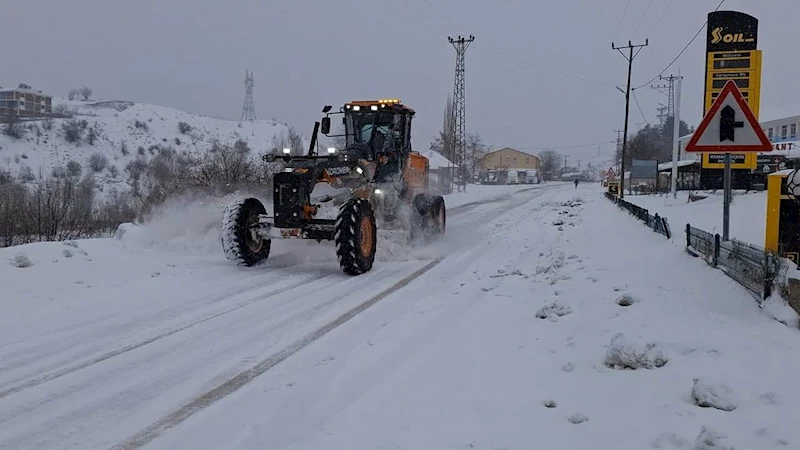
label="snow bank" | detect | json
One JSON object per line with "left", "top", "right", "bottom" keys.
{"left": 693, "top": 427, "right": 734, "bottom": 450}
{"left": 605, "top": 332, "right": 669, "bottom": 370}
{"left": 535, "top": 300, "right": 573, "bottom": 320}
{"left": 626, "top": 191, "right": 767, "bottom": 246}
{"left": 691, "top": 377, "right": 739, "bottom": 411}
{"left": 761, "top": 294, "right": 800, "bottom": 328}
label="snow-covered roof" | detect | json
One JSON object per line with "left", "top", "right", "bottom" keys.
{"left": 418, "top": 149, "right": 453, "bottom": 168}
{"left": 0, "top": 87, "right": 51, "bottom": 97}
{"left": 657, "top": 160, "right": 699, "bottom": 171}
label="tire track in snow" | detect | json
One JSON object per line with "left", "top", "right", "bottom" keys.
{"left": 112, "top": 258, "right": 442, "bottom": 450}
{"left": 0, "top": 272, "right": 335, "bottom": 400}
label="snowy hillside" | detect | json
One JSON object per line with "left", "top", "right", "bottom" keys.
{"left": 0, "top": 98, "right": 295, "bottom": 197}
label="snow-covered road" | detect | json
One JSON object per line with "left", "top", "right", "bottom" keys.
{"left": 3, "top": 182, "right": 799, "bottom": 450}
{"left": 0, "top": 184, "right": 555, "bottom": 449}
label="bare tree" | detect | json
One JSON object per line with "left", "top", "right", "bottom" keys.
{"left": 189, "top": 141, "right": 259, "bottom": 193}
{"left": 66, "top": 160, "right": 82, "bottom": 178}
{"left": 3, "top": 113, "right": 23, "bottom": 140}
{"left": 80, "top": 87, "right": 93, "bottom": 101}
{"left": 464, "top": 132, "right": 487, "bottom": 180}
{"left": 538, "top": 149, "right": 563, "bottom": 182}
{"left": 62, "top": 119, "right": 84, "bottom": 144}
{"left": 270, "top": 127, "right": 304, "bottom": 156}
{"left": 53, "top": 104, "right": 71, "bottom": 117}
{"left": 86, "top": 125, "right": 98, "bottom": 145}
{"left": 429, "top": 95, "right": 455, "bottom": 163}
{"left": 88, "top": 152, "right": 108, "bottom": 172}
{"left": 68, "top": 89, "right": 79, "bottom": 101}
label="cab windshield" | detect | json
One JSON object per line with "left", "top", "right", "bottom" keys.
{"left": 345, "top": 111, "right": 403, "bottom": 148}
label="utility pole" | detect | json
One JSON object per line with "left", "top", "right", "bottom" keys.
{"left": 654, "top": 74, "right": 684, "bottom": 199}
{"left": 240, "top": 69, "right": 257, "bottom": 122}
{"left": 612, "top": 39, "right": 649, "bottom": 198}
{"left": 614, "top": 128, "right": 623, "bottom": 175}
{"left": 448, "top": 34, "right": 475, "bottom": 193}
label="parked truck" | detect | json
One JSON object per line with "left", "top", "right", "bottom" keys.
{"left": 507, "top": 170, "right": 520, "bottom": 185}
{"left": 525, "top": 170, "right": 540, "bottom": 184}
{"left": 484, "top": 169, "right": 497, "bottom": 185}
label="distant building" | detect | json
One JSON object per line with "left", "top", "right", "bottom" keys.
{"left": 480, "top": 148, "right": 541, "bottom": 172}
{"left": 0, "top": 84, "right": 53, "bottom": 118}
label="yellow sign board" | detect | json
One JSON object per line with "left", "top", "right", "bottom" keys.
{"left": 701, "top": 50, "right": 763, "bottom": 170}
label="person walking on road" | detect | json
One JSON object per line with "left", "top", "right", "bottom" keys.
{"left": 574, "top": 179, "right": 579, "bottom": 189}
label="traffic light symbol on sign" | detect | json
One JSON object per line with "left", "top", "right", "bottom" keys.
{"left": 720, "top": 105, "right": 744, "bottom": 142}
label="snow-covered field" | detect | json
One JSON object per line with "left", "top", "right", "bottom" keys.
{"left": 626, "top": 190, "right": 768, "bottom": 247}
{"left": 2, "top": 183, "right": 799, "bottom": 449}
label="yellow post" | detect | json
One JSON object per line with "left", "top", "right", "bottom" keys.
{"left": 765, "top": 172, "right": 785, "bottom": 253}
{"left": 765, "top": 170, "right": 800, "bottom": 264}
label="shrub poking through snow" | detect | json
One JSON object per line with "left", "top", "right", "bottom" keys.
{"left": 616, "top": 294, "right": 639, "bottom": 307}
{"left": 11, "top": 252, "right": 32, "bottom": 268}
{"left": 605, "top": 333, "right": 669, "bottom": 370}
{"left": 691, "top": 378, "right": 738, "bottom": 411}
{"left": 693, "top": 426, "right": 733, "bottom": 450}
{"left": 567, "top": 412, "right": 588, "bottom": 424}
{"left": 542, "top": 400, "right": 558, "bottom": 408}
{"left": 535, "top": 300, "right": 573, "bottom": 320}
{"left": 759, "top": 391, "right": 782, "bottom": 405}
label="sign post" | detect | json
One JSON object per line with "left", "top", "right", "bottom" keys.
{"left": 685, "top": 80, "right": 772, "bottom": 241}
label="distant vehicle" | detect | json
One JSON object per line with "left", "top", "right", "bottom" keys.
{"left": 525, "top": 170, "right": 540, "bottom": 184}
{"left": 507, "top": 170, "right": 520, "bottom": 185}
{"left": 485, "top": 170, "right": 497, "bottom": 185}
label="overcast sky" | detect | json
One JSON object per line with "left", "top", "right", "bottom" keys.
{"left": 2, "top": 0, "right": 797, "bottom": 163}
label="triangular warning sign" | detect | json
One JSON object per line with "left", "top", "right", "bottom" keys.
{"left": 685, "top": 80, "right": 772, "bottom": 153}
{"left": 605, "top": 168, "right": 616, "bottom": 178}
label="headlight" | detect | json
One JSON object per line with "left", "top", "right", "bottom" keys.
{"left": 327, "top": 147, "right": 336, "bottom": 154}
{"left": 374, "top": 189, "right": 382, "bottom": 195}
{"left": 356, "top": 167, "right": 363, "bottom": 174}
{"left": 282, "top": 148, "right": 291, "bottom": 154}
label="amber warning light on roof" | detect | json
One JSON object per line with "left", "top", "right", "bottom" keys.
{"left": 345, "top": 99, "right": 406, "bottom": 112}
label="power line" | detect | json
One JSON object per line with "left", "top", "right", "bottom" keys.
{"left": 474, "top": 43, "right": 616, "bottom": 87}
{"left": 632, "top": 0, "right": 656, "bottom": 37}
{"left": 384, "top": 0, "right": 616, "bottom": 88}
{"left": 613, "top": 0, "right": 633, "bottom": 42}
{"left": 635, "top": 0, "right": 725, "bottom": 89}
{"left": 646, "top": 0, "right": 674, "bottom": 38}
{"left": 516, "top": 141, "right": 616, "bottom": 151}
{"left": 632, "top": 89, "right": 650, "bottom": 125}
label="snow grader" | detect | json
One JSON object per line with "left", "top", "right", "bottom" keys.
{"left": 221, "top": 99, "right": 446, "bottom": 275}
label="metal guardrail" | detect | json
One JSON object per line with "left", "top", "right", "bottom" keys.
{"left": 685, "top": 224, "right": 788, "bottom": 301}
{"left": 604, "top": 192, "right": 671, "bottom": 239}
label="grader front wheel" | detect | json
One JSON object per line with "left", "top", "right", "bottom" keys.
{"left": 335, "top": 199, "right": 377, "bottom": 275}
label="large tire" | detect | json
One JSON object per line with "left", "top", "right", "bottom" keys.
{"left": 429, "top": 195, "right": 446, "bottom": 239}
{"left": 410, "top": 194, "right": 445, "bottom": 244}
{"left": 335, "top": 198, "right": 377, "bottom": 275}
{"left": 221, "top": 197, "right": 271, "bottom": 267}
